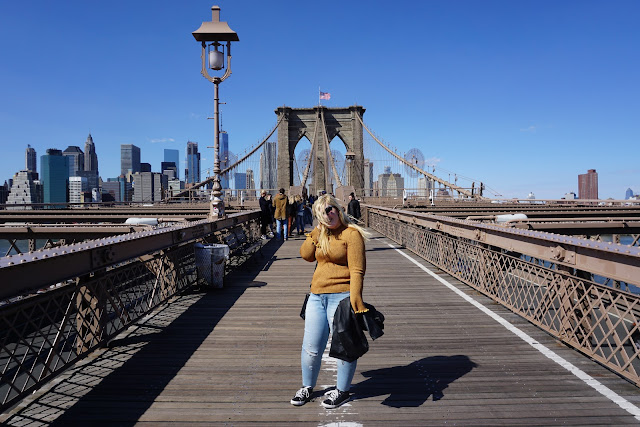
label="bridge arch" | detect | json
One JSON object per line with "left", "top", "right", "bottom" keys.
{"left": 275, "top": 105, "right": 365, "bottom": 195}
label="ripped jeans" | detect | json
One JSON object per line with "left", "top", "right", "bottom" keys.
{"left": 301, "top": 292, "right": 357, "bottom": 392}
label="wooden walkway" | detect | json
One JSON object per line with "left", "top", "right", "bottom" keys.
{"left": 4, "top": 230, "right": 640, "bottom": 425}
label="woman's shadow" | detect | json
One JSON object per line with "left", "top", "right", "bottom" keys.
{"left": 351, "top": 355, "right": 477, "bottom": 407}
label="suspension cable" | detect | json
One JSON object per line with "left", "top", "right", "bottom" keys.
{"left": 167, "top": 114, "right": 284, "bottom": 200}
{"left": 320, "top": 108, "right": 343, "bottom": 188}
{"left": 300, "top": 112, "right": 319, "bottom": 189}
{"left": 356, "top": 114, "right": 483, "bottom": 199}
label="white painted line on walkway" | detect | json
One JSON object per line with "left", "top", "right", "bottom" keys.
{"left": 389, "top": 243, "right": 640, "bottom": 421}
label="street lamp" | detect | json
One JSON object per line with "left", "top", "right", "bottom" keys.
{"left": 192, "top": 5, "right": 239, "bottom": 219}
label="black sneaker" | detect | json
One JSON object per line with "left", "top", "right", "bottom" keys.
{"left": 321, "top": 389, "right": 351, "bottom": 409}
{"left": 290, "top": 386, "right": 313, "bottom": 406}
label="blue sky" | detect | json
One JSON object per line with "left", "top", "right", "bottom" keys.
{"left": 1, "top": 0, "right": 638, "bottom": 199}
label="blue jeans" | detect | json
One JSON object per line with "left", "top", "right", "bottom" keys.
{"left": 276, "top": 218, "right": 288, "bottom": 240}
{"left": 297, "top": 214, "right": 305, "bottom": 233}
{"left": 301, "top": 292, "right": 357, "bottom": 392}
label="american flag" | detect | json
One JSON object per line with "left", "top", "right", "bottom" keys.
{"left": 319, "top": 91, "right": 331, "bottom": 100}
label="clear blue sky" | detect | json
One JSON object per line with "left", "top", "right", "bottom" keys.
{"left": 1, "top": 0, "right": 638, "bottom": 199}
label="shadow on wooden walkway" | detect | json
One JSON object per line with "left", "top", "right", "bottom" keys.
{"left": 4, "top": 230, "right": 640, "bottom": 425}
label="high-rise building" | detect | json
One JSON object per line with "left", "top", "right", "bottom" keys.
{"left": 378, "top": 170, "right": 404, "bottom": 197}
{"left": 102, "top": 180, "right": 121, "bottom": 202}
{"left": 41, "top": 149, "right": 70, "bottom": 205}
{"left": 121, "top": 144, "right": 141, "bottom": 176}
{"left": 578, "top": 169, "right": 598, "bottom": 200}
{"left": 25, "top": 145, "right": 37, "bottom": 172}
{"left": 168, "top": 179, "right": 184, "bottom": 197}
{"left": 363, "top": 159, "right": 374, "bottom": 197}
{"left": 0, "top": 181, "right": 9, "bottom": 204}
{"left": 161, "top": 161, "right": 177, "bottom": 180}
{"left": 626, "top": 188, "right": 634, "bottom": 200}
{"left": 246, "top": 168, "right": 256, "bottom": 198}
{"left": 69, "top": 176, "right": 88, "bottom": 205}
{"left": 83, "top": 134, "right": 98, "bottom": 173}
{"left": 417, "top": 176, "right": 432, "bottom": 197}
{"left": 132, "top": 172, "right": 167, "bottom": 202}
{"left": 163, "top": 149, "right": 180, "bottom": 180}
{"left": 260, "top": 141, "right": 277, "bottom": 191}
{"left": 141, "top": 162, "right": 152, "bottom": 173}
{"left": 106, "top": 176, "right": 132, "bottom": 202}
{"left": 220, "top": 131, "right": 230, "bottom": 189}
{"left": 186, "top": 141, "right": 201, "bottom": 185}
{"left": 63, "top": 146, "right": 84, "bottom": 177}
{"left": 234, "top": 172, "right": 246, "bottom": 197}
{"left": 7, "top": 170, "right": 42, "bottom": 209}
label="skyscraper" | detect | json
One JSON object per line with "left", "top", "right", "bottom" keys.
{"left": 246, "top": 168, "right": 256, "bottom": 197}
{"left": 25, "top": 145, "right": 37, "bottom": 172}
{"left": 41, "top": 149, "right": 70, "bottom": 204}
{"left": 83, "top": 134, "right": 98, "bottom": 173}
{"left": 7, "top": 170, "right": 42, "bottom": 209}
{"left": 68, "top": 176, "right": 88, "bottom": 204}
{"left": 626, "top": 188, "right": 634, "bottom": 200}
{"left": 220, "top": 131, "right": 230, "bottom": 189}
{"left": 260, "top": 141, "right": 277, "bottom": 191}
{"left": 578, "top": 169, "right": 598, "bottom": 200}
{"left": 161, "top": 161, "right": 177, "bottom": 180}
{"left": 234, "top": 172, "right": 246, "bottom": 197}
{"left": 186, "top": 141, "right": 201, "bottom": 185}
{"left": 121, "top": 144, "right": 141, "bottom": 176}
{"left": 378, "top": 170, "right": 404, "bottom": 197}
{"left": 363, "top": 159, "right": 374, "bottom": 197}
{"left": 164, "top": 149, "right": 179, "bottom": 180}
{"left": 63, "top": 146, "right": 84, "bottom": 177}
{"left": 132, "top": 172, "right": 167, "bottom": 202}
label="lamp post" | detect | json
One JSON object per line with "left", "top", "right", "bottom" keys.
{"left": 192, "top": 5, "right": 239, "bottom": 219}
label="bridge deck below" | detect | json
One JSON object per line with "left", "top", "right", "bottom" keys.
{"left": 4, "top": 231, "right": 640, "bottom": 425}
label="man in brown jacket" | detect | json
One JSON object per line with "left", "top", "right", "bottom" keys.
{"left": 272, "top": 188, "right": 289, "bottom": 240}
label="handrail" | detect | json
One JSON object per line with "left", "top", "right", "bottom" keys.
{"left": 0, "top": 211, "right": 261, "bottom": 411}
{"left": 365, "top": 205, "right": 640, "bottom": 387}
{"left": 365, "top": 205, "right": 640, "bottom": 287}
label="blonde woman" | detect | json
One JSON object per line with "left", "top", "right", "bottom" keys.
{"left": 291, "top": 194, "right": 370, "bottom": 409}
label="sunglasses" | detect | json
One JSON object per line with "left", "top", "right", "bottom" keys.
{"left": 324, "top": 206, "right": 335, "bottom": 215}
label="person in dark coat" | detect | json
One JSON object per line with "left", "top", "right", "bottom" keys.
{"left": 347, "top": 192, "right": 361, "bottom": 221}
{"left": 259, "top": 191, "right": 273, "bottom": 238}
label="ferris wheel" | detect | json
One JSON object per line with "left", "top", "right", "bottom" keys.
{"left": 404, "top": 148, "right": 425, "bottom": 178}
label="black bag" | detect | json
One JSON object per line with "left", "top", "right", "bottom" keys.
{"left": 300, "top": 292, "right": 310, "bottom": 319}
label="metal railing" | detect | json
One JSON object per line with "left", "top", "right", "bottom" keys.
{"left": 365, "top": 206, "right": 640, "bottom": 387}
{"left": 0, "top": 211, "right": 261, "bottom": 411}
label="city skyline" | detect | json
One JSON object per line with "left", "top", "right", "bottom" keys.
{"left": 1, "top": 1, "right": 638, "bottom": 199}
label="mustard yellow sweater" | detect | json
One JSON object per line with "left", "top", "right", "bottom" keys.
{"left": 300, "top": 224, "right": 367, "bottom": 313}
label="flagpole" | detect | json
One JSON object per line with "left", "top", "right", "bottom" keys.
{"left": 318, "top": 86, "right": 321, "bottom": 106}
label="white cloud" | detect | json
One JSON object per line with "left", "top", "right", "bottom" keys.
{"left": 520, "top": 125, "right": 537, "bottom": 133}
{"left": 148, "top": 138, "right": 175, "bottom": 144}
{"left": 425, "top": 157, "right": 441, "bottom": 167}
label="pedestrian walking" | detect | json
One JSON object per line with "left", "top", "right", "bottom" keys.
{"left": 347, "top": 192, "right": 361, "bottom": 221}
{"left": 272, "top": 188, "right": 289, "bottom": 240}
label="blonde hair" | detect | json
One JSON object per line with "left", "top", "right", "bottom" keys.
{"left": 312, "top": 194, "right": 369, "bottom": 255}
{"left": 294, "top": 194, "right": 302, "bottom": 202}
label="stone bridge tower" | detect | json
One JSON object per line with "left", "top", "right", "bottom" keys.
{"left": 274, "top": 105, "right": 365, "bottom": 196}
